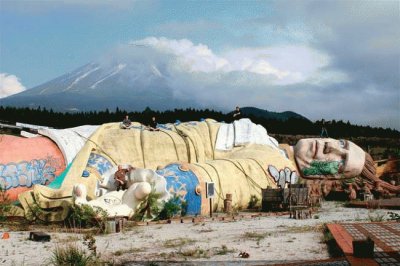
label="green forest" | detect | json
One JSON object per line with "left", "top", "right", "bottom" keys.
{"left": 0, "top": 106, "right": 399, "bottom": 139}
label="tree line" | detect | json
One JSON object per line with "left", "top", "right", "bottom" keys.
{"left": 0, "top": 106, "right": 399, "bottom": 139}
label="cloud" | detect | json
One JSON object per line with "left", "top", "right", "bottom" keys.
{"left": 224, "top": 1, "right": 399, "bottom": 129}
{"left": 100, "top": 36, "right": 398, "bottom": 129}
{"left": 0, "top": 73, "right": 26, "bottom": 98}
{"left": 251, "top": 1, "right": 399, "bottom": 92}
{"left": 130, "top": 37, "right": 340, "bottom": 85}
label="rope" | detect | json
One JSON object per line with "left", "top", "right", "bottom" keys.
{"left": 202, "top": 162, "right": 225, "bottom": 203}
{"left": 192, "top": 163, "right": 225, "bottom": 202}
{"left": 159, "top": 129, "right": 181, "bottom": 162}
{"left": 235, "top": 160, "right": 263, "bottom": 197}
{"left": 248, "top": 158, "right": 276, "bottom": 185}
{"left": 173, "top": 124, "right": 192, "bottom": 163}
{"left": 213, "top": 158, "right": 264, "bottom": 193}
{"left": 73, "top": 130, "right": 118, "bottom": 165}
{"left": 205, "top": 121, "right": 215, "bottom": 160}
{"left": 179, "top": 125, "right": 200, "bottom": 162}
{"left": 140, "top": 128, "right": 146, "bottom": 168}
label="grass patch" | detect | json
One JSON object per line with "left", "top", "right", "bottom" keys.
{"left": 388, "top": 212, "right": 400, "bottom": 221}
{"left": 279, "top": 225, "right": 316, "bottom": 233}
{"left": 353, "top": 213, "right": 364, "bottom": 222}
{"left": 112, "top": 247, "right": 146, "bottom": 257}
{"left": 0, "top": 185, "right": 11, "bottom": 222}
{"left": 178, "top": 247, "right": 210, "bottom": 258}
{"left": 161, "top": 245, "right": 235, "bottom": 259}
{"left": 320, "top": 224, "right": 343, "bottom": 258}
{"left": 334, "top": 201, "right": 346, "bottom": 208}
{"left": 53, "top": 235, "right": 80, "bottom": 243}
{"left": 49, "top": 243, "right": 98, "bottom": 266}
{"left": 198, "top": 228, "right": 214, "bottom": 233}
{"left": 66, "top": 204, "right": 108, "bottom": 233}
{"left": 243, "top": 231, "right": 270, "bottom": 241}
{"left": 163, "top": 238, "right": 195, "bottom": 248}
{"left": 368, "top": 210, "right": 386, "bottom": 222}
{"left": 243, "top": 231, "right": 270, "bottom": 246}
{"left": 213, "top": 245, "right": 235, "bottom": 255}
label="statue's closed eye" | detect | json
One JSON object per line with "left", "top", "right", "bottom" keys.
{"left": 339, "top": 139, "right": 346, "bottom": 148}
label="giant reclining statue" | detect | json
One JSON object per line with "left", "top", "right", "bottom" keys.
{"left": 1, "top": 119, "right": 398, "bottom": 221}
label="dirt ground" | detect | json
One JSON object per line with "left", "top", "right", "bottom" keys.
{"left": 1, "top": 201, "right": 399, "bottom": 265}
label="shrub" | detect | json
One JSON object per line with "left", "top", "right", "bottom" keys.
{"left": 157, "top": 196, "right": 186, "bottom": 220}
{"left": 213, "top": 244, "right": 235, "bottom": 255}
{"left": 0, "top": 185, "right": 11, "bottom": 222}
{"left": 83, "top": 233, "right": 97, "bottom": 256}
{"left": 321, "top": 224, "right": 343, "bottom": 257}
{"left": 133, "top": 189, "right": 162, "bottom": 221}
{"left": 387, "top": 212, "right": 400, "bottom": 222}
{"left": 247, "top": 195, "right": 259, "bottom": 209}
{"left": 133, "top": 192, "right": 187, "bottom": 221}
{"left": 49, "top": 243, "right": 95, "bottom": 266}
{"left": 368, "top": 211, "right": 386, "bottom": 222}
{"left": 163, "top": 237, "right": 195, "bottom": 248}
{"left": 66, "top": 204, "right": 108, "bottom": 232}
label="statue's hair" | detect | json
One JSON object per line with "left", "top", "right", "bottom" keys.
{"left": 361, "top": 153, "right": 377, "bottom": 181}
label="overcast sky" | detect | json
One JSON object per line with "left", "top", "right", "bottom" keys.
{"left": 0, "top": 0, "right": 399, "bottom": 129}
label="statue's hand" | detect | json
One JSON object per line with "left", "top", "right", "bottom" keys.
{"left": 127, "top": 168, "right": 170, "bottom": 200}
{"left": 72, "top": 183, "right": 88, "bottom": 205}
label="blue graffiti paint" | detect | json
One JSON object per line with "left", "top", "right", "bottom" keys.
{"left": 86, "top": 153, "right": 113, "bottom": 175}
{"left": 48, "top": 153, "right": 113, "bottom": 190}
{"left": 0, "top": 159, "right": 57, "bottom": 190}
{"left": 157, "top": 164, "right": 201, "bottom": 216}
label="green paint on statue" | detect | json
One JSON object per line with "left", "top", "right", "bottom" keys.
{"left": 302, "top": 160, "right": 340, "bottom": 176}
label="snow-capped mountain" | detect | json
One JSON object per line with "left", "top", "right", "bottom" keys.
{"left": 0, "top": 59, "right": 193, "bottom": 112}
{"left": 0, "top": 44, "right": 309, "bottom": 122}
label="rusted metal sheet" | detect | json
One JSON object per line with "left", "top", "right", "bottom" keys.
{"left": 328, "top": 222, "right": 400, "bottom": 265}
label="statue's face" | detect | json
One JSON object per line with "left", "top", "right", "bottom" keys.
{"left": 294, "top": 138, "right": 365, "bottom": 179}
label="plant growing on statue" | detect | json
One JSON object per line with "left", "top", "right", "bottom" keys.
{"left": 23, "top": 194, "right": 47, "bottom": 224}
{"left": 133, "top": 188, "right": 162, "bottom": 221}
{"left": 0, "top": 185, "right": 11, "bottom": 222}
{"left": 247, "top": 195, "right": 259, "bottom": 209}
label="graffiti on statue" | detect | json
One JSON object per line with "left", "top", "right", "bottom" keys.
{"left": 268, "top": 165, "right": 298, "bottom": 188}
{"left": 0, "top": 157, "right": 61, "bottom": 190}
{"left": 87, "top": 153, "right": 113, "bottom": 176}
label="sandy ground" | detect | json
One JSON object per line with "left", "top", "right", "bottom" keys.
{"left": 1, "top": 201, "right": 399, "bottom": 265}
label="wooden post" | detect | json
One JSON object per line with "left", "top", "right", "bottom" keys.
{"left": 209, "top": 198, "right": 213, "bottom": 217}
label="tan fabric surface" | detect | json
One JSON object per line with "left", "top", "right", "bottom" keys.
{"left": 19, "top": 120, "right": 298, "bottom": 221}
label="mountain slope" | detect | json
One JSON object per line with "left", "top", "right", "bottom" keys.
{"left": 240, "top": 107, "right": 310, "bottom": 121}
{"left": 0, "top": 57, "right": 308, "bottom": 122}
{"left": 0, "top": 61, "right": 192, "bottom": 111}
